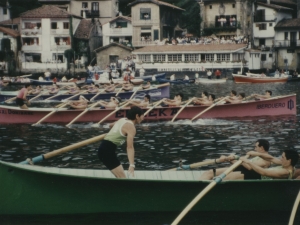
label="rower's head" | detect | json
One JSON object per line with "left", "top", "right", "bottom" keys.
{"left": 282, "top": 150, "right": 299, "bottom": 167}
{"left": 231, "top": 90, "right": 237, "bottom": 96}
{"left": 176, "top": 93, "right": 183, "bottom": 101}
{"left": 265, "top": 90, "right": 272, "bottom": 96}
{"left": 209, "top": 94, "right": 215, "bottom": 101}
{"left": 111, "top": 97, "right": 120, "bottom": 104}
{"left": 144, "top": 94, "right": 150, "bottom": 102}
{"left": 238, "top": 93, "right": 245, "bottom": 99}
{"left": 127, "top": 106, "right": 144, "bottom": 124}
{"left": 202, "top": 91, "right": 208, "bottom": 98}
{"left": 25, "top": 84, "right": 31, "bottom": 89}
{"left": 255, "top": 139, "right": 269, "bottom": 153}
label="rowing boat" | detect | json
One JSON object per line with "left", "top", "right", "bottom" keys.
{"left": 0, "top": 160, "right": 299, "bottom": 215}
{"left": 0, "top": 94, "right": 295, "bottom": 124}
{"left": 195, "top": 78, "right": 227, "bottom": 84}
{"left": 233, "top": 74, "right": 288, "bottom": 83}
{"left": 157, "top": 78, "right": 195, "bottom": 84}
{"left": 0, "top": 84, "right": 170, "bottom": 102}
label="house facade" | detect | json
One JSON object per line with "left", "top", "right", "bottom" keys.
{"left": 128, "top": 0, "right": 184, "bottom": 47}
{"left": 20, "top": 5, "right": 81, "bottom": 71}
{"left": 0, "top": 1, "right": 10, "bottom": 23}
{"left": 102, "top": 15, "right": 132, "bottom": 46}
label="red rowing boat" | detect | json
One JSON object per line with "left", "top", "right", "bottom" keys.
{"left": 0, "top": 95, "right": 296, "bottom": 124}
{"left": 232, "top": 74, "right": 288, "bottom": 83}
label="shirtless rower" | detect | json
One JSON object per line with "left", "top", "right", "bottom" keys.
{"left": 87, "top": 83, "right": 99, "bottom": 93}
{"left": 68, "top": 95, "right": 88, "bottom": 109}
{"left": 48, "top": 84, "right": 60, "bottom": 94}
{"left": 0, "top": 77, "right": 9, "bottom": 87}
{"left": 29, "top": 85, "right": 42, "bottom": 95}
{"left": 223, "top": 93, "right": 245, "bottom": 104}
{"left": 104, "top": 82, "right": 117, "bottom": 93}
{"left": 142, "top": 81, "right": 151, "bottom": 89}
{"left": 162, "top": 93, "right": 183, "bottom": 107}
{"left": 216, "top": 90, "right": 238, "bottom": 102}
{"left": 251, "top": 90, "right": 272, "bottom": 100}
{"left": 16, "top": 84, "right": 32, "bottom": 109}
{"left": 97, "top": 106, "right": 144, "bottom": 178}
{"left": 128, "top": 94, "right": 150, "bottom": 108}
{"left": 194, "top": 94, "right": 215, "bottom": 106}
{"left": 193, "top": 91, "right": 209, "bottom": 105}
{"left": 199, "top": 139, "right": 272, "bottom": 180}
{"left": 98, "top": 96, "right": 120, "bottom": 109}
{"left": 122, "top": 83, "right": 134, "bottom": 91}
{"left": 66, "top": 85, "right": 80, "bottom": 94}
{"left": 240, "top": 150, "right": 299, "bottom": 180}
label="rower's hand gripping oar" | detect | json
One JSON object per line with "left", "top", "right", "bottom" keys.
{"left": 19, "top": 133, "right": 107, "bottom": 165}
{"left": 170, "top": 155, "right": 249, "bottom": 225}
{"left": 143, "top": 99, "right": 164, "bottom": 116}
{"left": 171, "top": 97, "right": 195, "bottom": 122}
{"left": 89, "top": 90, "right": 106, "bottom": 101}
{"left": 4, "top": 96, "right": 17, "bottom": 103}
{"left": 191, "top": 97, "right": 226, "bottom": 122}
{"left": 66, "top": 101, "right": 100, "bottom": 127}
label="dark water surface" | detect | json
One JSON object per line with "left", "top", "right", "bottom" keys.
{"left": 1, "top": 80, "right": 300, "bottom": 224}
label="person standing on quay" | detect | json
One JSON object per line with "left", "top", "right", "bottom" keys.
{"left": 98, "top": 106, "right": 144, "bottom": 178}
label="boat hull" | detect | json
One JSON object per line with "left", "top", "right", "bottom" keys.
{"left": 233, "top": 74, "right": 288, "bottom": 83}
{"left": 0, "top": 160, "right": 299, "bottom": 215}
{"left": 157, "top": 78, "right": 195, "bottom": 84}
{"left": 196, "top": 78, "right": 227, "bottom": 84}
{"left": 0, "top": 95, "right": 296, "bottom": 124}
{"left": 0, "top": 85, "right": 170, "bottom": 102}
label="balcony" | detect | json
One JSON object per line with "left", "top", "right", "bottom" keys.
{"left": 51, "top": 44, "right": 71, "bottom": 51}
{"left": 274, "top": 40, "right": 300, "bottom": 48}
{"left": 85, "top": 10, "right": 100, "bottom": 18}
{"left": 22, "top": 45, "right": 42, "bottom": 51}
{"left": 22, "top": 29, "right": 42, "bottom": 36}
{"left": 51, "top": 29, "right": 69, "bottom": 35}
{"left": 254, "top": 15, "right": 276, "bottom": 23}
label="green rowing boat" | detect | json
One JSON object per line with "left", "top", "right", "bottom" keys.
{"left": 0, "top": 160, "right": 299, "bottom": 215}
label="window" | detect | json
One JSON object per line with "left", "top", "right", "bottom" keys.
{"left": 209, "top": 5, "right": 212, "bottom": 9}
{"left": 24, "top": 22, "right": 41, "bottom": 29}
{"left": 23, "top": 38, "right": 39, "bottom": 45}
{"left": 259, "top": 24, "right": 266, "bottom": 30}
{"left": 116, "top": 21, "right": 127, "bottom": 28}
{"left": 285, "top": 32, "right": 288, "bottom": 40}
{"left": 153, "top": 54, "right": 166, "bottom": 62}
{"left": 269, "top": 23, "right": 272, "bottom": 27}
{"left": 205, "top": 54, "right": 214, "bottom": 61}
{"left": 54, "top": 37, "right": 70, "bottom": 45}
{"left": 52, "top": 53, "right": 64, "bottom": 62}
{"left": 140, "top": 8, "right": 151, "bottom": 20}
{"left": 168, "top": 54, "right": 182, "bottom": 62}
{"left": 82, "top": 2, "right": 88, "bottom": 8}
{"left": 63, "top": 22, "right": 69, "bottom": 29}
{"left": 232, "top": 4, "right": 235, "bottom": 8}
{"left": 3, "top": 8, "right": 7, "bottom": 15}
{"left": 269, "top": 54, "right": 273, "bottom": 58}
{"left": 51, "top": 22, "right": 57, "bottom": 29}
{"left": 217, "top": 54, "right": 230, "bottom": 61}
{"left": 139, "top": 54, "right": 151, "bottom": 62}
{"left": 92, "top": 2, "right": 99, "bottom": 11}
{"left": 184, "top": 54, "right": 199, "bottom": 62}
{"left": 255, "top": 9, "right": 265, "bottom": 22}
{"left": 261, "top": 54, "right": 266, "bottom": 61}
{"left": 232, "top": 53, "right": 243, "bottom": 61}
{"left": 25, "top": 53, "right": 41, "bottom": 63}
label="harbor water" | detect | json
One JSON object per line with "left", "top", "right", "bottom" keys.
{"left": 0, "top": 80, "right": 300, "bottom": 225}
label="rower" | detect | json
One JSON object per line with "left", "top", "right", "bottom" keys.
{"left": 215, "top": 90, "right": 238, "bottom": 102}
{"left": 193, "top": 91, "right": 208, "bottom": 105}
{"left": 251, "top": 90, "right": 272, "bottom": 100}
{"left": 104, "top": 82, "right": 117, "bottom": 93}
{"left": 142, "top": 81, "right": 151, "bottom": 89}
{"left": 29, "top": 85, "right": 42, "bottom": 95}
{"left": 184, "top": 75, "right": 189, "bottom": 80}
{"left": 48, "top": 84, "right": 60, "bottom": 94}
{"left": 16, "top": 84, "right": 32, "bottom": 109}
{"left": 128, "top": 94, "right": 150, "bottom": 108}
{"left": 122, "top": 83, "right": 133, "bottom": 91}
{"left": 194, "top": 94, "right": 215, "bottom": 106}
{"left": 0, "top": 77, "right": 9, "bottom": 87}
{"left": 86, "top": 83, "right": 99, "bottom": 93}
{"left": 170, "top": 74, "right": 175, "bottom": 81}
{"left": 68, "top": 95, "right": 89, "bottom": 109}
{"left": 66, "top": 84, "right": 80, "bottom": 94}
{"left": 162, "top": 93, "right": 183, "bottom": 107}
{"left": 199, "top": 139, "right": 272, "bottom": 180}
{"left": 98, "top": 96, "right": 120, "bottom": 109}
{"left": 223, "top": 93, "right": 245, "bottom": 104}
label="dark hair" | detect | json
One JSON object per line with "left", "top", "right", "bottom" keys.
{"left": 145, "top": 94, "right": 151, "bottom": 101}
{"left": 231, "top": 90, "right": 237, "bottom": 96}
{"left": 256, "top": 139, "right": 269, "bottom": 152}
{"left": 266, "top": 90, "right": 272, "bottom": 95}
{"left": 239, "top": 93, "right": 245, "bottom": 98}
{"left": 284, "top": 150, "right": 299, "bottom": 166}
{"left": 95, "top": 84, "right": 99, "bottom": 88}
{"left": 202, "top": 91, "right": 208, "bottom": 97}
{"left": 91, "top": 82, "right": 95, "bottom": 85}
{"left": 176, "top": 93, "right": 183, "bottom": 100}
{"left": 127, "top": 106, "right": 143, "bottom": 120}
{"left": 25, "top": 84, "right": 31, "bottom": 88}
{"left": 209, "top": 94, "right": 216, "bottom": 100}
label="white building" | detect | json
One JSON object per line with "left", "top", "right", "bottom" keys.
{"left": 20, "top": 5, "right": 82, "bottom": 71}
{"left": 0, "top": 1, "right": 10, "bottom": 23}
{"left": 102, "top": 15, "right": 132, "bottom": 46}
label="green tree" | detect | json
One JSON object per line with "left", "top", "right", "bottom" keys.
{"left": 7, "top": 0, "right": 41, "bottom": 18}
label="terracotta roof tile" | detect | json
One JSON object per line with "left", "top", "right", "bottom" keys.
{"left": 0, "top": 17, "right": 20, "bottom": 25}
{"left": 133, "top": 44, "right": 247, "bottom": 53}
{"left": 20, "top": 5, "right": 71, "bottom": 18}
{"left": 128, "top": 0, "right": 184, "bottom": 11}
{"left": 103, "top": 16, "right": 132, "bottom": 25}
{"left": 275, "top": 18, "right": 300, "bottom": 29}
{"left": 74, "top": 19, "right": 93, "bottom": 40}
{"left": 257, "top": 2, "right": 293, "bottom": 11}
{"left": 94, "top": 42, "right": 133, "bottom": 52}
{"left": 0, "top": 27, "right": 20, "bottom": 37}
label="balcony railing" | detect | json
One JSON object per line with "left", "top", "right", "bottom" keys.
{"left": 274, "top": 40, "right": 300, "bottom": 48}
{"left": 51, "top": 29, "right": 69, "bottom": 35}
{"left": 51, "top": 45, "right": 71, "bottom": 51}
{"left": 85, "top": 10, "right": 100, "bottom": 18}
{"left": 22, "top": 29, "right": 42, "bottom": 36}
{"left": 22, "top": 45, "right": 42, "bottom": 51}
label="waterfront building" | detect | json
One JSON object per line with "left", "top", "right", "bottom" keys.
{"left": 0, "top": 1, "right": 10, "bottom": 23}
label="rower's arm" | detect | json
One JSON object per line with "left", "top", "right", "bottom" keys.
{"left": 123, "top": 123, "right": 136, "bottom": 175}
{"left": 247, "top": 151, "right": 282, "bottom": 165}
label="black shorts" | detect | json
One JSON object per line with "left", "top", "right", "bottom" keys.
{"left": 234, "top": 165, "right": 261, "bottom": 180}
{"left": 16, "top": 98, "right": 25, "bottom": 106}
{"left": 97, "top": 140, "right": 120, "bottom": 170}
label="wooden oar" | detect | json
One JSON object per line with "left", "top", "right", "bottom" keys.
{"left": 167, "top": 159, "right": 216, "bottom": 171}
{"left": 288, "top": 190, "right": 300, "bottom": 225}
{"left": 143, "top": 99, "right": 164, "bottom": 116}
{"left": 32, "top": 102, "right": 69, "bottom": 126}
{"left": 114, "top": 87, "right": 123, "bottom": 96}
{"left": 62, "top": 90, "right": 88, "bottom": 101}
{"left": 171, "top": 98, "right": 195, "bottom": 122}
{"left": 28, "top": 92, "right": 45, "bottom": 103}
{"left": 44, "top": 92, "right": 63, "bottom": 101}
{"left": 19, "top": 133, "right": 107, "bottom": 165}
{"left": 191, "top": 97, "right": 226, "bottom": 121}
{"left": 20, "top": 74, "right": 32, "bottom": 77}
{"left": 90, "top": 90, "right": 106, "bottom": 101}
{"left": 171, "top": 155, "right": 249, "bottom": 225}
{"left": 4, "top": 96, "right": 16, "bottom": 103}
{"left": 66, "top": 101, "right": 100, "bottom": 127}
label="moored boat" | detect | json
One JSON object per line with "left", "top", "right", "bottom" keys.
{"left": 0, "top": 160, "right": 299, "bottom": 215}
{"left": 0, "top": 94, "right": 296, "bottom": 124}
{"left": 157, "top": 78, "right": 195, "bottom": 84}
{"left": 0, "top": 83, "right": 170, "bottom": 102}
{"left": 233, "top": 74, "right": 288, "bottom": 83}
{"left": 196, "top": 78, "right": 227, "bottom": 84}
